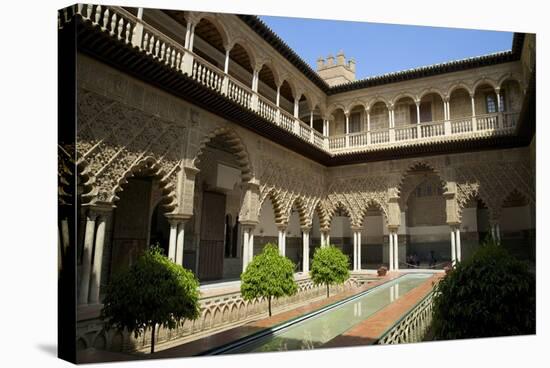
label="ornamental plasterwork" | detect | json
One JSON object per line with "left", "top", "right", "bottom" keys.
{"left": 455, "top": 161, "right": 534, "bottom": 221}
{"left": 325, "top": 175, "right": 391, "bottom": 228}
{"left": 257, "top": 156, "right": 325, "bottom": 226}
{"left": 76, "top": 90, "right": 184, "bottom": 212}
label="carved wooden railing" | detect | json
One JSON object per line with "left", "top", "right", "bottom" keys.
{"left": 375, "top": 291, "right": 434, "bottom": 345}
{"left": 60, "top": 5, "right": 520, "bottom": 155}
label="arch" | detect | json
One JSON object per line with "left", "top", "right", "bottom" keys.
{"left": 472, "top": 77, "right": 498, "bottom": 93}
{"left": 457, "top": 186, "right": 496, "bottom": 222}
{"left": 345, "top": 100, "right": 367, "bottom": 114}
{"left": 202, "top": 309, "right": 212, "bottom": 330}
{"left": 229, "top": 38, "right": 257, "bottom": 70}
{"left": 397, "top": 162, "right": 448, "bottom": 203}
{"left": 193, "top": 14, "right": 231, "bottom": 51}
{"left": 418, "top": 87, "right": 446, "bottom": 102}
{"left": 230, "top": 304, "right": 238, "bottom": 322}
{"left": 447, "top": 82, "right": 473, "bottom": 98}
{"left": 327, "top": 200, "right": 354, "bottom": 226}
{"left": 497, "top": 73, "right": 524, "bottom": 91}
{"left": 111, "top": 156, "right": 179, "bottom": 212}
{"left": 391, "top": 92, "right": 418, "bottom": 106}
{"left": 367, "top": 96, "right": 390, "bottom": 110}
{"left": 193, "top": 127, "right": 254, "bottom": 182}
{"left": 357, "top": 198, "right": 389, "bottom": 225}
{"left": 285, "top": 196, "right": 309, "bottom": 227}
{"left": 259, "top": 187, "right": 286, "bottom": 225}
{"left": 327, "top": 103, "right": 346, "bottom": 118}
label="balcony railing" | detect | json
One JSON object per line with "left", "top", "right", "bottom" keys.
{"left": 61, "top": 5, "right": 521, "bottom": 156}
{"left": 328, "top": 111, "right": 518, "bottom": 153}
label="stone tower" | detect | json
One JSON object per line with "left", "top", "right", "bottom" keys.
{"left": 316, "top": 50, "right": 356, "bottom": 86}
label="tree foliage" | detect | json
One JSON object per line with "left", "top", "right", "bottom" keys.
{"left": 310, "top": 245, "right": 350, "bottom": 297}
{"left": 431, "top": 240, "right": 535, "bottom": 340}
{"left": 101, "top": 246, "right": 201, "bottom": 353}
{"left": 240, "top": 244, "right": 297, "bottom": 316}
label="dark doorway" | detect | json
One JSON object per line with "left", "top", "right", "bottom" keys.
{"left": 198, "top": 191, "right": 227, "bottom": 281}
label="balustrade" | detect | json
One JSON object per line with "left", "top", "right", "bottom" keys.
{"left": 64, "top": 5, "right": 521, "bottom": 155}
{"left": 376, "top": 292, "right": 434, "bottom": 345}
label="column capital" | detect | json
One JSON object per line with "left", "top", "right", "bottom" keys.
{"left": 300, "top": 226, "right": 312, "bottom": 233}
{"left": 276, "top": 224, "right": 288, "bottom": 232}
{"left": 165, "top": 213, "right": 191, "bottom": 225}
{"left": 387, "top": 225, "right": 399, "bottom": 232}
{"left": 350, "top": 225, "right": 363, "bottom": 232}
{"left": 239, "top": 220, "right": 258, "bottom": 229}
{"left": 85, "top": 203, "right": 114, "bottom": 219}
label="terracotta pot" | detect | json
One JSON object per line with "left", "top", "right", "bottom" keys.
{"left": 377, "top": 267, "right": 388, "bottom": 276}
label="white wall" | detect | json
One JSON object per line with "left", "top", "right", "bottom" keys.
{"left": 254, "top": 199, "right": 278, "bottom": 237}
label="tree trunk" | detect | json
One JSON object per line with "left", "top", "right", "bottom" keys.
{"left": 150, "top": 323, "right": 156, "bottom": 354}
{"left": 326, "top": 283, "right": 330, "bottom": 298}
{"left": 268, "top": 296, "right": 272, "bottom": 317}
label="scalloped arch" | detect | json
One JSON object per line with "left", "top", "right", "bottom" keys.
{"left": 193, "top": 127, "right": 253, "bottom": 182}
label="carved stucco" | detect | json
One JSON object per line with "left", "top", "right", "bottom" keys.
{"left": 77, "top": 89, "right": 535, "bottom": 230}
{"left": 76, "top": 89, "right": 184, "bottom": 213}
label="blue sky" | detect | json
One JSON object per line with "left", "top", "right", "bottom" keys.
{"left": 259, "top": 16, "right": 513, "bottom": 80}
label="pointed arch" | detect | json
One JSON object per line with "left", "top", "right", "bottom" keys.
{"left": 285, "top": 196, "right": 309, "bottom": 227}
{"left": 109, "top": 156, "right": 179, "bottom": 212}
{"left": 397, "top": 161, "right": 448, "bottom": 205}
{"left": 358, "top": 198, "right": 389, "bottom": 225}
{"left": 258, "top": 187, "right": 286, "bottom": 225}
{"left": 193, "top": 126, "right": 254, "bottom": 182}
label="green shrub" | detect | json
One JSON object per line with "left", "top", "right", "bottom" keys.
{"left": 310, "top": 245, "right": 350, "bottom": 298}
{"left": 101, "top": 246, "right": 200, "bottom": 353}
{"left": 240, "top": 244, "right": 297, "bottom": 316}
{"left": 431, "top": 240, "right": 535, "bottom": 340}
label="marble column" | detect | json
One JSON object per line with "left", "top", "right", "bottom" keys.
{"left": 78, "top": 212, "right": 97, "bottom": 304}
{"left": 278, "top": 226, "right": 287, "bottom": 256}
{"left": 302, "top": 228, "right": 310, "bottom": 273}
{"left": 89, "top": 212, "right": 109, "bottom": 304}
{"left": 393, "top": 232, "right": 399, "bottom": 271}
{"left": 353, "top": 230, "right": 358, "bottom": 271}
{"left": 242, "top": 227, "right": 251, "bottom": 272}
{"left": 451, "top": 226, "right": 456, "bottom": 265}
{"left": 168, "top": 220, "right": 178, "bottom": 262}
{"left": 388, "top": 231, "right": 394, "bottom": 271}
{"left": 175, "top": 221, "right": 186, "bottom": 266}
{"left": 357, "top": 231, "right": 362, "bottom": 270}
{"left": 455, "top": 227, "right": 462, "bottom": 262}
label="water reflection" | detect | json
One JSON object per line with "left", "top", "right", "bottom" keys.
{"left": 231, "top": 274, "right": 430, "bottom": 353}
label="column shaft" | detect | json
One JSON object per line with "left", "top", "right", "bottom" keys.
{"left": 388, "top": 231, "right": 394, "bottom": 271}
{"left": 168, "top": 222, "right": 177, "bottom": 261}
{"left": 393, "top": 233, "right": 399, "bottom": 271}
{"left": 357, "top": 231, "right": 362, "bottom": 270}
{"left": 242, "top": 228, "right": 250, "bottom": 272}
{"left": 456, "top": 228, "right": 461, "bottom": 262}
{"left": 353, "top": 231, "right": 357, "bottom": 271}
{"left": 78, "top": 214, "right": 96, "bottom": 304}
{"left": 176, "top": 222, "right": 185, "bottom": 265}
{"left": 451, "top": 228, "right": 456, "bottom": 265}
{"left": 89, "top": 215, "right": 107, "bottom": 304}
{"left": 302, "top": 231, "right": 310, "bottom": 273}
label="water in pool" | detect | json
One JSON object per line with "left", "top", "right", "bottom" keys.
{"left": 225, "top": 273, "right": 431, "bottom": 353}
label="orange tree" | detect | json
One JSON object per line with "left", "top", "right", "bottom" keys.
{"left": 101, "top": 246, "right": 200, "bottom": 353}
